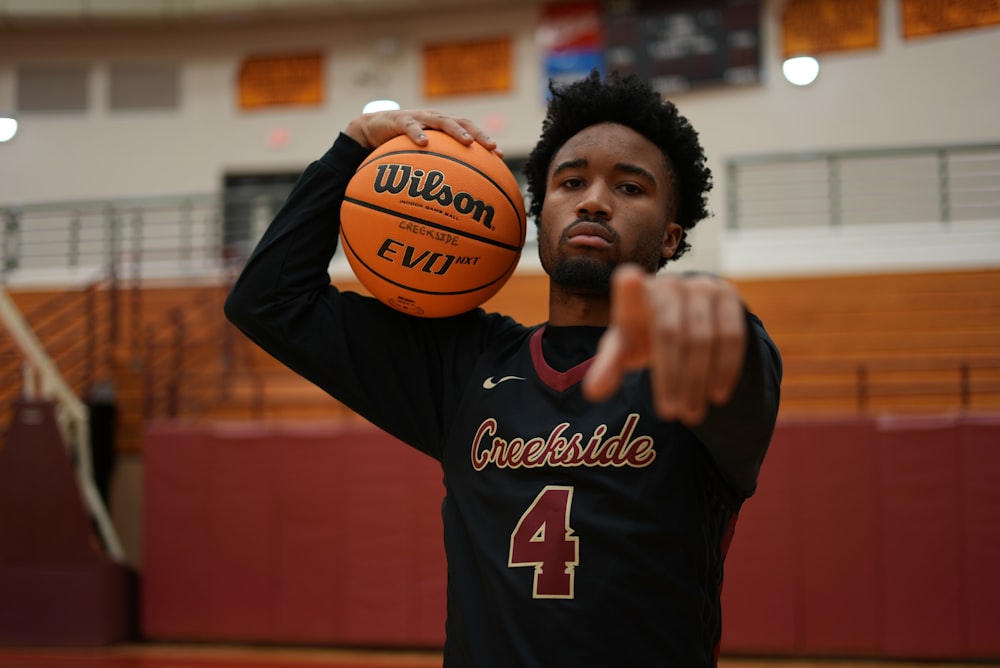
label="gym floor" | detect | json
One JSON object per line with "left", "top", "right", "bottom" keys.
{"left": 0, "top": 644, "right": 997, "bottom": 668}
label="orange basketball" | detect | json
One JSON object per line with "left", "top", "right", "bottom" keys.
{"left": 340, "top": 130, "right": 526, "bottom": 318}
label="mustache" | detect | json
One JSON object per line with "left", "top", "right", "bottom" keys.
{"left": 564, "top": 217, "right": 617, "bottom": 241}
{"left": 571, "top": 215, "right": 609, "bottom": 226}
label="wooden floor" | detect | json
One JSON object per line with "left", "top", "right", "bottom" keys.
{"left": 0, "top": 644, "right": 997, "bottom": 668}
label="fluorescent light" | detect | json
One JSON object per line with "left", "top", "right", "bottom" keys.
{"left": 782, "top": 56, "right": 820, "bottom": 86}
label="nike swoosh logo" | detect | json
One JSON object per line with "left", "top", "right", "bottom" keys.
{"left": 483, "top": 375, "right": 526, "bottom": 390}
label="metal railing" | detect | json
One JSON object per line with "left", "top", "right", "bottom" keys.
{"left": 1, "top": 184, "right": 292, "bottom": 283}
{"left": 0, "top": 184, "right": 286, "bottom": 355}
{"left": 782, "top": 354, "right": 1000, "bottom": 416}
{"left": 0, "top": 145, "right": 998, "bottom": 426}
{"left": 0, "top": 280, "right": 114, "bottom": 431}
{"left": 0, "top": 286, "right": 125, "bottom": 562}
{"left": 4, "top": 143, "right": 998, "bottom": 278}
{"left": 141, "top": 285, "right": 259, "bottom": 421}
{"left": 726, "top": 142, "right": 1000, "bottom": 230}
{"left": 0, "top": 186, "right": 291, "bottom": 431}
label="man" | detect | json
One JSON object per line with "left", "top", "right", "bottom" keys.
{"left": 226, "top": 71, "right": 782, "bottom": 667}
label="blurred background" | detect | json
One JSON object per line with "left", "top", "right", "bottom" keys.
{"left": 0, "top": 0, "right": 998, "bottom": 664}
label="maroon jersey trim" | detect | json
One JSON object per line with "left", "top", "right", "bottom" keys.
{"left": 530, "top": 327, "right": 595, "bottom": 392}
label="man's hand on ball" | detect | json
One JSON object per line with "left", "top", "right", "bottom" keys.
{"left": 582, "top": 264, "right": 748, "bottom": 426}
{"left": 346, "top": 109, "right": 501, "bottom": 156}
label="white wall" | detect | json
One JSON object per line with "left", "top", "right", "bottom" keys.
{"left": 684, "top": 0, "right": 1000, "bottom": 275}
{"left": 0, "top": 7, "right": 546, "bottom": 201}
{"left": 1, "top": 0, "right": 998, "bottom": 277}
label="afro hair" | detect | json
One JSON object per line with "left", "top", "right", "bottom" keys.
{"left": 523, "top": 70, "right": 712, "bottom": 263}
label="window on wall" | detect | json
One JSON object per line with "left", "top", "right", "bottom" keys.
{"left": 16, "top": 64, "right": 89, "bottom": 112}
{"left": 109, "top": 62, "right": 180, "bottom": 111}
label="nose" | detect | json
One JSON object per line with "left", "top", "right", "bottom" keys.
{"left": 576, "top": 181, "right": 612, "bottom": 220}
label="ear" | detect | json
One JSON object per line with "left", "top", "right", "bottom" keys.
{"left": 660, "top": 221, "right": 684, "bottom": 260}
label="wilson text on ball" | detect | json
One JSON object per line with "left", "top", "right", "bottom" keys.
{"left": 372, "top": 163, "right": 496, "bottom": 229}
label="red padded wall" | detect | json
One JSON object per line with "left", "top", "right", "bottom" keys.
{"left": 873, "top": 417, "right": 965, "bottom": 658}
{"left": 792, "top": 419, "right": 882, "bottom": 655}
{"left": 0, "top": 400, "right": 134, "bottom": 646}
{"left": 143, "top": 418, "right": 1000, "bottom": 658}
{"left": 719, "top": 425, "right": 799, "bottom": 653}
{"left": 142, "top": 422, "right": 446, "bottom": 646}
{"left": 958, "top": 416, "right": 1000, "bottom": 657}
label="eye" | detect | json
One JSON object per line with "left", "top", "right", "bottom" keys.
{"left": 559, "top": 176, "right": 585, "bottom": 190}
{"left": 619, "top": 182, "right": 645, "bottom": 195}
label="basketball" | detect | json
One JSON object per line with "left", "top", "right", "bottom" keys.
{"left": 340, "top": 130, "right": 526, "bottom": 318}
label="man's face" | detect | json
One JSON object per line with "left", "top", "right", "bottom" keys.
{"left": 537, "top": 122, "right": 682, "bottom": 294}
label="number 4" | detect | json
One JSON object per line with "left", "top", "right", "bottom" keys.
{"left": 508, "top": 485, "right": 579, "bottom": 599}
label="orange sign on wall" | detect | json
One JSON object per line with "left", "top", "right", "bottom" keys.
{"left": 423, "top": 36, "right": 512, "bottom": 98}
{"left": 781, "top": 0, "right": 879, "bottom": 57}
{"left": 902, "top": 0, "right": 1000, "bottom": 39}
{"left": 238, "top": 53, "right": 323, "bottom": 110}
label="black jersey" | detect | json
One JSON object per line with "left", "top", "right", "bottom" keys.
{"left": 225, "top": 133, "right": 782, "bottom": 667}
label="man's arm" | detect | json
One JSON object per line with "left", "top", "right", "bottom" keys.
{"left": 224, "top": 133, "right": 370, "bottom": 378}
{"left": 691, "top": 313, "right": 781, "bottom": 496}
{"left": 582, "top": 264, "right": 782, "bottom": 496}
{"left": 225, "top": 111, "right": 507, "bottom": 456}
{"left": 225, "top": 133, "right": 464, "bottom": 454}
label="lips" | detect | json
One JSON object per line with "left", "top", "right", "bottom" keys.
{"left": 566, "top": 220, "right": 614, "bottom": 247}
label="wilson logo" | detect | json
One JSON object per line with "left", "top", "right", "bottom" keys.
{"left": 373, "top": 163, "right": 496, "bottom": 229}
{"left": 377, "top": 238, "right": 479, "bottom": 275}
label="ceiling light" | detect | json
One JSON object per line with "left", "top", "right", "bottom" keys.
{"left": 0, "top": 117, "right": 17, "bottom": 142}
{"left": 362, "top": 99, "right": 401, "bottom": 114}
{"left": 782, "top": 56, "right": 820, "bottom": 86}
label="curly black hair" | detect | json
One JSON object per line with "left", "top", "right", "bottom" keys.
{"left": 523, "top": 70, "right": 712, "bottom": 264}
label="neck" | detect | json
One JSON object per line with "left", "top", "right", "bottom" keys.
{"left": 547, "top": 282, "right": 611, "bottom": 327}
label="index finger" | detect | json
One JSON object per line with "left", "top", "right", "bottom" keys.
{"left": 409, "top": 112, "right": 502, "bottom": 156}
{"left": 444, "top": 117, "right": 503, "bottom": 157}
{"left": 581, "top": 265, "right": 650, "bottom": 401}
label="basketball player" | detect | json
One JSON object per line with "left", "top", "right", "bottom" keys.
{"left": 226, "top": 71, "right": 781, "bottom": 667}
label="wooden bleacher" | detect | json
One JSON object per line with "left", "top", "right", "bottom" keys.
{"left": 735, "top": 268, "right": 1000, "bottom": 415}
{"left": 2, "top": 268, "right": 999, "bottom": 453}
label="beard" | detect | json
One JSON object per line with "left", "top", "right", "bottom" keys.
{"left": 537, "top": 215, "right": 671, "bottom": 295}
{"left": 546, "top": 255, "right": 615, "bottom": 295}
